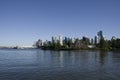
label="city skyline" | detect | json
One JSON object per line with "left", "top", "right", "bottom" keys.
{"left": 0, "top": 0, "right": 120, "bottom": 46}
{"left": 35, "top": 30, "right": 108, "bottom": 47}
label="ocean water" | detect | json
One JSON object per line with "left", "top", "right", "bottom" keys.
{"left": 0, "top": 49, "right": 120, "bottom": 80}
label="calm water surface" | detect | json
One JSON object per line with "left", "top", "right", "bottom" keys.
{"left": 0, "top": 49, "right": 120, "bottom": 80}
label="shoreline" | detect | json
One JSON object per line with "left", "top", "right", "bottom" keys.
{"left": 0, "top": 47, "right": 119, "bottom": 51}
{"left": 40, "top": 47, "right": 120, "bottom": 51}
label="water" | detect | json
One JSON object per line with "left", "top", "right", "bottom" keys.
{"left": 0, "top": 49, "right": 120, "bottom": 80}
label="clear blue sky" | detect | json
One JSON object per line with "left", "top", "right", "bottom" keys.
{"left": 0, "top": 0, "right": 120, "bottom": 46}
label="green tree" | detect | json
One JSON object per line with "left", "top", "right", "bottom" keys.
{"left": 99, "top": 38, "right": 110, "bottom": 50}
{"left": 111, "top": 39, "right": 120, "bottom": 50}
{"left": 67, "top": 40, "right": 73, "bottom": 48}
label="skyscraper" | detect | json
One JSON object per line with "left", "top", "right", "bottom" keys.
{"left": 59, "top": 35, "right": 63, "bottom": 46}
{"left": 94, "top": 36, "right": 97, "bottom": 45}
{"left": 52, "top": 36, "right": 54, "bottom": 44}
{"left": 52, "top": 36, "right": 57, "bottom": 44}
{"left": 97, "top": 30, "right": 103, "bottom": 41}
{"left": 91, "top": 38, "right": 94, "bottom": 45}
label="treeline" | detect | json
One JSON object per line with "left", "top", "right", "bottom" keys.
{"left": 95, "top": 38, "right": 120, "bottom": 50}
{"left": 109, "top": 38, "right": 120, "bottom": 50}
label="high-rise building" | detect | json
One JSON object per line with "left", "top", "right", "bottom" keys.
{"left": 97, "top": 30, "right": 103, "bottom": 41}
{"left": 52, "top": 36, "right": 57, "bottom": 44}
{"left": 94, "top": 36, "right": 97, "bottom": 45}
{"left": 63, "top": 37, "right": 67, "bottom": 45}
{"left": 91, "top": 38, "right": 94, "bottom": 45}
{"left": 82, "top": 36, "right": 90, "bottom": 44}
{"left": 59, "top": 35, "right": 63, "bottom": 45}
{"left": 72, "top": 38, "right": 76, "bottom": 43}
{"left": 52, "top": 36, "right": 54, "bottom": 44}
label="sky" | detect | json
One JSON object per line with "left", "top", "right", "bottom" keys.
{"left": 0, "top": 0, "right": 120, "bottom": 46}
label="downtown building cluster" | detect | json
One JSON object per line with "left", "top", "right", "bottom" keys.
{"left": 35, "top": 31, "right": 110, "bottom": 49}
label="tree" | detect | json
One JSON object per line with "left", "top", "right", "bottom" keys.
{"left": 111, "top": 38, "right": 120, "bottom": 50}
{"left": 98, "top": 38, "right": 110, "bottom": 50}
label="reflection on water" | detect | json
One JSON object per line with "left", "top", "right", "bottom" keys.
{"left": 0, "top": 49, "right": 120, "bottom": 80}
{"left": 22, "top": 49, "right": 118, "bottom": 68}
{"left": 99, "top": 51, "right": 108, "bottom": 65}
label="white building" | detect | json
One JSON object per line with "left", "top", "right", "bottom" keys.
{"left": 59, "top": 35, "right": 63, "bottom": 46}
